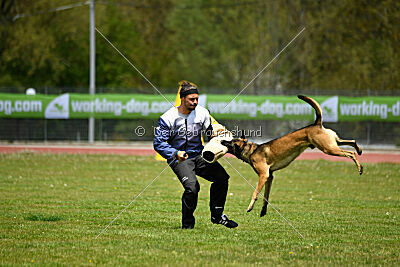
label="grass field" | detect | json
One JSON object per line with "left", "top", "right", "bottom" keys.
{"left": 1, "top": 153, "right": 399, "bottom": 265}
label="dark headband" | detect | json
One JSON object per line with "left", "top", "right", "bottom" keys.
{"left": 180, "top": 87, "right": 199, "bottom": 98}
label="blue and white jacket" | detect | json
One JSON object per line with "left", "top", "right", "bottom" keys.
{"left": 153, "top": 105, "right": 212, "bottom": 163}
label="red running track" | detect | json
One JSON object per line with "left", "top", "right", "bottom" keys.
{"left": 0, "top": 145, "right": 399, "bottom": 164}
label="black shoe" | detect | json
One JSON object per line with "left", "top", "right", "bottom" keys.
{"left": 181, "top": 225, "right": 194, "bottom": 229}
{"left": 211, "top": 214, "right": 238, "bottom": 228}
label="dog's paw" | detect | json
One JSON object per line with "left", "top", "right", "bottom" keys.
{"left": 359, "top": 165, "right": 363, "bottom": 175}
{"left": 247, "top": 199, "right": 256, "bottom": 212}
{"left": 358, "top": 149, "right": 362, "bottom": 156}
{"left": 260, "top": 207, "right": 267, "bottom": 217}
{"left": 247, "top": 204, "right": 254, "bottom": 212}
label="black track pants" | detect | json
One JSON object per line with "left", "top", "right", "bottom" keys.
{"left": 170, "top": 155, "right": 230, "bottom": 228}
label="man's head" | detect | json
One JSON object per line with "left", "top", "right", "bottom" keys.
{"left": 179, "top": 80, "right": 199, "bottom": 112}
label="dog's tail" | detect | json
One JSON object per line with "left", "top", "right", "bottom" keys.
{"left": 297, "top": 95, "right": 322, "bottom": 126}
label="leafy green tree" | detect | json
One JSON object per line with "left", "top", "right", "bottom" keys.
{"left": 0, "top": 0, "right": 399, "bottom": 93}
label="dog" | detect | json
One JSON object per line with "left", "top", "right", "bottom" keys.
{"left": 221, "top": 95, "right": 363, "bottom": 217}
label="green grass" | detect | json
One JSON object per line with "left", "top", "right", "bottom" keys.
{"left": 0, "top": 153, "right": 399, "bottom": 265}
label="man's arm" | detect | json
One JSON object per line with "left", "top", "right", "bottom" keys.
{"left": 153, "top": 118, "right": 178, "bottom": 160}
{"left": 203, "top": 111, "right": 222, "bottom": 141}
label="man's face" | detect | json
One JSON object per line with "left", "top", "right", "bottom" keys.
{"left": 182, "top": 93, "right": 199, "bottom": 111}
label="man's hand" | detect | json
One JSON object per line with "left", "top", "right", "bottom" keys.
{"left": 177, "top": 151, "right": 188, "bottom": 162}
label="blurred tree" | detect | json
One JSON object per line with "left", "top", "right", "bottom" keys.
{"left": 301, "top": 0, "right": 400, "bottom": 92}
{"left": 0, "top": 0, "right": 90, "bottom": 91}
{"left": 0, "top": 0, "right": 399, "bottom": 93}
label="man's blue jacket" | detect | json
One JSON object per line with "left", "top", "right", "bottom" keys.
{"left": 153, "top": 105, "right": 212, "bottom": 163}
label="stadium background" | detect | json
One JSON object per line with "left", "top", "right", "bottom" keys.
{"left": 1, "top": 1, "right": 399, "bottom": 146}
{"left": 1, "top": 88, "right": 399, "bottom": 147}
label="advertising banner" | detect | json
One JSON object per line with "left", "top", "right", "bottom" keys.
{"left": 0, "top": 93, "right": 399, "bottom": 122}
{"left": 0, "top": 93, "right": 50, "bottom": 118}
{"left": 206, "top": 95, "right": 338, "bottom": 122}
{"left": 338, "top": 97, "right": 400, "bottom": 122}
{"left": 0, "top": 93, "right": 176, "bottom": 119}
{"left": 68, "top": 94, "right": 175, "bottom": 119}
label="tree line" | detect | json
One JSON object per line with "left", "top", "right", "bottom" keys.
{"left": 1, "top": 0, "right": 399, "bottom": 95}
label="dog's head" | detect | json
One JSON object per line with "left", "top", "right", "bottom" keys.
{"left": 221, "top": 132, "right": 248, "bottom": 160}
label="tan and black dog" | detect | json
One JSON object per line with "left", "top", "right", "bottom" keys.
{"left": 221, "top": 95, "right": 363, "bottom": 217}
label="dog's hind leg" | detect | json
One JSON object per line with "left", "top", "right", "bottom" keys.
{"left": 336, "top": 138, "right": 362, "bottom": 155}
{"left": 320, "top": 146, "right": 363, "bottom": 175}
{"left": 260, "top": 172, "right": 274, "bottom": 217}
{"left": 247, "top": 163, "right": 270, "bottom": 212}
{"left": 342, "top": 150, "right": 363, "bottom": 175}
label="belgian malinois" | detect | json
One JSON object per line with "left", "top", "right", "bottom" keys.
{"left": 221, "top": 95, "right": 363, "bottom": 217}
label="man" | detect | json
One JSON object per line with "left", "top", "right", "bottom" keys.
{"left": 153, "top": 80, "right": 238, "bottom": 229}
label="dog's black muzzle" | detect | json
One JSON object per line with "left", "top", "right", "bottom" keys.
{"left": 221, "top": 139, "right": 246, "bottom": 161}
{"left": 221, "top": 140, "right": 233, "bottom": 152}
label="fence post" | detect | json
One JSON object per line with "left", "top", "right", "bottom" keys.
{"left": 367, "top": 88, "right": 371, "bottom": 146}
{"left": 88, "top": 0, "right": 96, "bottom": 143}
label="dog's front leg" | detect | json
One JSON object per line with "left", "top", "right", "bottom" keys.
{"left": 247, "top": 169, "right": 269, "bottom": 212}
{"left": 260, "top": 173, "right": 274, "bottom": 217}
